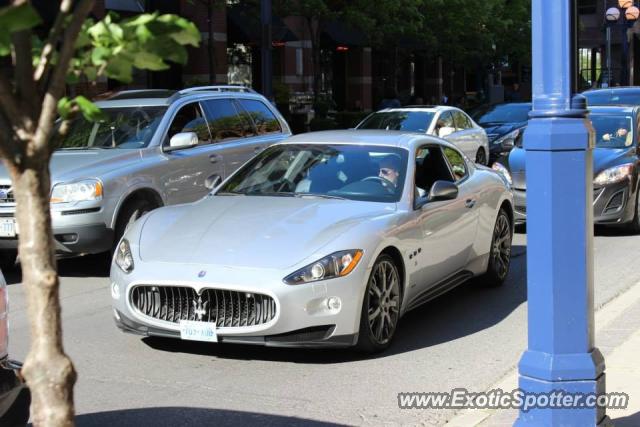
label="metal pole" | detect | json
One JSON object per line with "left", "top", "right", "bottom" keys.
{"left": 516, "top": 0, "right": 606, "bottom": 425}
{"left": 606, "top": 24, "right": 612, "bottom": 86}
{"left": 260, "top": 0, "right": 273, "bottom": 100}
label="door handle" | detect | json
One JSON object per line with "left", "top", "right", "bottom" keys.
{"left": 209, "top": 154, "right": 220, "bottom": 164}
{"left": 465, "top": 199, "right": 476, "bottom": 208}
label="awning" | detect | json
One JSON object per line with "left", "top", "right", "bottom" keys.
{"left": 227, "top": 6, "right": 298, "bottom": 45}
{"left": 104, "top": 0, "right": 145, "bottom": 12}
{"left": 322, "top": 21, "right": 368, "bottom": 47}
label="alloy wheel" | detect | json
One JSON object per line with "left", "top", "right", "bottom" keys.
{"left": 491, "top": 213, "right": 512, "bottom": 280}
{"left": 367, "top": 260, "right": 400, "bottom": 345}
{"left": 476, "top": 148, "right": 487, "bottom": 165}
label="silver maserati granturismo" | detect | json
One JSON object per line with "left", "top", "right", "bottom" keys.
{"left": 110, "top": 130, "right": 514, "bottom": 352}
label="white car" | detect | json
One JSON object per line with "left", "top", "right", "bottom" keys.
{"left": 111, "top": 131, "right": 513, "bottom": 352}
{"left": 356, "top": 106, "right": 490, "bottom": 165}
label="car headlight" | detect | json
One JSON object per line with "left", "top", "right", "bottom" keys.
{"left": 115, "top": 239, "right": 134, "bottom": 273}
{"left": 491, "top": 162, "right": 513, "bottom": 186}
{"left": 50, "top": 179, "right": 103, "bottom": 203}
{"left": 593, "top": 163, "right": 634, "bottom": 186}
{"left": 284, "top": 250, "right": 363, "bottom": 285}
{"left": 493, "top": 129, "right": 521, "bottom": 149}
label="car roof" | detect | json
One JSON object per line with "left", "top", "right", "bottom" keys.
{"left": 588, "top": 105, "right": 638, "bottom": 114}
{"left": 374, "top": 105, "right": 452, "bottom": 113}
{"left": 94, "top": 85, "right": 265, "bottom": 108}
{"left": 583, "top": 87, "right": 640, "bottom": 95}
{"left": 281, "top": 130, "right": 456, "bottom": 151}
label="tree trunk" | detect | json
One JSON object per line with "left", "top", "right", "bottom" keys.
{"left": 10, "top": 159, "right": 76, "bottom": 427}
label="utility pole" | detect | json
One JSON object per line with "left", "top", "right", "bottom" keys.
{"left": 516, "top": 1, "right": 605, "bottom": 425}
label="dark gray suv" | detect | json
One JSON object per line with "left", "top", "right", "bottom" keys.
{"left": 0, "top": 86, "right": 291, "bottom": 267}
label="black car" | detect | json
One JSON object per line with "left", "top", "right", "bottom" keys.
{"left": 493, "top": 106, "right": 640, "bottom": 232}
{"left": 583, "top": 87, "right": 640, "bottom": 106}
{"left": 471, "top": 102, "right": 532, "bottom": 164}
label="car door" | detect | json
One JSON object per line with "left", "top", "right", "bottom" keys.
{"left": 236, "top": 98, "right": 289, "bottom": 158}
{"left": 452, "top": 110, "right": 479, "bottom": 160}
{"left": 201, "top": 98, "right": 255, "bottom": 177}
{"left": 410, "top": 145, "right": 479, "bottom": 299}
{"left": 160, "top": 101, "right": 222, "bottom": 204}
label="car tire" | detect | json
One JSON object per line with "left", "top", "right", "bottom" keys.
{"left": 356, "top": 254, "right": 401, "bottom": 353}
{"left": 0, "top": 386, "right": 31, "bottom": 427}
{"left": 114, "top": 198, "right": 153, "bottom": 250}
{"left": 479, "top": 209, "right": 513, "bottom": 287}
{"left": 475, "top": 148, "right": 488, "bottom": 166}
{"left": 625, "top": 185, "right": 640, "bottom": 234}
{"left": 0, "top": 250, "right": 17, "bottom": 271}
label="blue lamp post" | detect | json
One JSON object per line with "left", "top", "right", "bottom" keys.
{"left": 516, "top": 1, "right": 606, "bottom": 425}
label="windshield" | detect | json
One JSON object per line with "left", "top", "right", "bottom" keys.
{"left": 590, "top": 114, "right": 635, "bottom": 149}
{"left": 584, "top": 91, "right": 640, "bottom": 106}
{"left": 59, "top": 106, "right": 166, "bottom": 149}
{"left": 218, "top": 144, "right": 409, "bottom": 203}
{"left": 357, "top": 111, "right": 435, "bottom": 133}
{"left": 473, "top": 104, "right": 531, "bottom": 125}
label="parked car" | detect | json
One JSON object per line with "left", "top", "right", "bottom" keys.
{"left": 583, "top": 87, "right": 640, "bottom": 106}
{"left": 493, "top": 106, "right": 640, "bottom": 231}
{"left": 111, "top": 130, "right": 514, "bottom": 352}
{"left": 0, "top": 86, "right": 291, "bottom": 268}
{"left": 470, "top": 102, "right": 531, "bottom": 164}
{"left": 0, "top": 271, "right": 30, "bottom": 426}
{"left": 355, "top": 106, "right": 491, "bottom": 165}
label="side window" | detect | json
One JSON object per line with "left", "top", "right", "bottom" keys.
{"left": 166, "top": 103, "right": 211, "bottom": 145}
{"left": 415, "top": 145, "right": 455, "bottom": 198}
{"left": 442, "top": 147, "right": 468, "bottom": 181}
{"left": 238, "top": 99, "right": 282, "bottom": 135}
{"left": 454, "top": 111, "right": 472, "bottom": 130}
{"left": 202, "top": 99, "right": 253, "bottom": 142}
{"left": 434, "top": 111, "right": 455, "bottom": 136}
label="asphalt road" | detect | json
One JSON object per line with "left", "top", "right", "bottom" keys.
{"left": 6, "top": 226, "right": 640, "bottom": 426}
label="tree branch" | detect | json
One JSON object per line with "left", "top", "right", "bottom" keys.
{"left": 0, "top": 74, "right": 31, "bottom": 142}
{"left": 32, "top": 0, "right": 95, "bottom": 159}
{"left": 33, "top": 0, "right": 75, "bottom": 88}
{"left": 12, "top": 30, "right": 39, "bottom": 122}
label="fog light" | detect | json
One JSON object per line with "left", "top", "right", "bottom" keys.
{"left": 327, "top": 297, "right": 341, "bottom": 311}
{"left": 111, "top": 282, "right": 120, "bottom": 299}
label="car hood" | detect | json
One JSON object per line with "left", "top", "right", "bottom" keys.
{"left": 0, "top": 149, "right": 141, "bottom": 184}
{"left": 138, "top": 196, "right": 395, "bottom": 269}
{"left": 481, "top": 122, "right": 527, "bottom": 143}
{"left": 505, "top": 146, "right": 636, "bottom": 190}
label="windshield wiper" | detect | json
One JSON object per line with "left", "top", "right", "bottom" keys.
{"left": 244, "top": 191, "right": 296, "bottom": 197}
{"left": 216, "top": 191, "right": 243, "bottom": 196}
{"left": 294, "top": 192, "right": 347, "bottom": 200}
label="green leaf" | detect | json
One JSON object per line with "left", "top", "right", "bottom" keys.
{"left": 133, "top": 51, "right": 170, "bottom": 71}
{"left": 0, "top": 3, "right": 42, "bottom": 56}
{"left": 57, "top": 97, "right": 73, "bottom": 119}
{"left": 75, "top": 96, "right": 106, "bottom": 122}
{"left": 104, "top": 55, "right": 134, "bottom": 83}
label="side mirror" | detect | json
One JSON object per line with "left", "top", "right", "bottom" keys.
{"left": 205, "top": 174, "right": 222, "bottom": 190}
{"left": 438, "top": 126, "right": 456, "bottom": 138}
{"left": 428, "top": 180, "right": 459, "bottom": 202}
{"left": 167, "top": 132, "right": 198, "bottom": 151}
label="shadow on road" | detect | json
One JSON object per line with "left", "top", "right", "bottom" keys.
{"left": 612, "top": 411, "right": 640, "bottom": 427}
{"left": 594, "top": 225, "right": 638, "bottom": 238}
{"left": 4, "top": 253, "right": 110, "bottom": 285}
{"left": 75, "top": 407, "right": 346, "bottom": 427}
{"left": 143, "top": 244, "right": 528, "bottom": 363}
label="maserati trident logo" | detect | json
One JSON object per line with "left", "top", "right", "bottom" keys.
{"left": 192, "top": 295, "right": 209, "bottom": 321}
{"left": 198, "top": 270, "right": 207, "bottom": 278}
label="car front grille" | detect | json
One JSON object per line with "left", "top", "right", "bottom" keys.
{"left": 0, "top": 185, "right": 15, "bottom": 204}
{"left": 130, "top": 285, "right": 277, "bottom": 327}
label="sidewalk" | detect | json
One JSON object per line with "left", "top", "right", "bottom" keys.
{"left": 447, "top": 281, "right": 640, "bottom": 426}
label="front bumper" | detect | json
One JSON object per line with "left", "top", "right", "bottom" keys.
{"left": 0, "top": 358, "right": 29, "bottom": 425}
{"left": 0, "top": 205, "right": 113, "bottom": 256}
{"left": 110, "top": 260, "right": 369, "bottom": 348}
{"left": 512, "top": 178, "right": 637, "bottom": 225}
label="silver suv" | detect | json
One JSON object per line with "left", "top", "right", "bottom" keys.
{"left": 0, "top": 86, "right": 291, "bottom": 267}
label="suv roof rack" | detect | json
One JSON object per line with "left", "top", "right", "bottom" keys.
{"left": 106, "top": 89, "right": 177, "bottom": 100}
{"left": 178, "top": 85, "right": 257, "bottom": 95}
